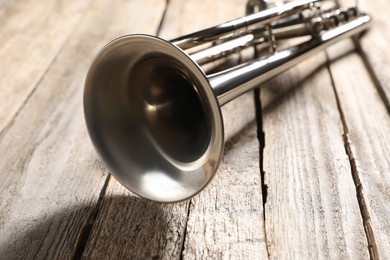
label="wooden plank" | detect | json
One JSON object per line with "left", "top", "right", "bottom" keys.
{"left": 82, "top": 0, "right": 265, "bottom": 258}
{"left": 82, "top": 180, "right": 190, "bottom": 259}
{"left": 0, "top": 0, "right": 165, "bottom": 258}
{"left": 182, "top": 122, "right": 267, "bottom": 259}
{"left": 343, "top": 0, "right": 390, "bottom": 110}
{"left": 167, "top": 0, "right": 266, "bottom": 258}
{"left": 326, "top": 39, "right": 390, "bottom": 259}
{"left": 261, "top": 51, "right": 369, "bottom": 258}
{"left": 0, "top": 0, "right": 91, "bottom": 134}
{"left": 166, "top": 0, "right": 265, "bottom": 258}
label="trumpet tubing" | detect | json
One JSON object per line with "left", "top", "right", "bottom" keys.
{"left": 84, "top": 0, "right": 371, "bottom": 202}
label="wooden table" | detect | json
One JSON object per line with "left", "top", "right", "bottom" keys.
{"left": 0, "top": 0, "right": 389, "bottom": 259}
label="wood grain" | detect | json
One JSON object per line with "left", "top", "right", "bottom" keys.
{"left": 1, "top": 0, "right": 388, "bottom": 258}
{"left": 82, "top": 0, "right": 265, "bottom": 258}
{"left": 0, "top": 0, "right": 165, "bottom": 258}
{"left": 327, "top": 39, "right": 390, "bottom": 259}
{"left": 182, "top": 122, "right": 267, "bottom": 259}
{"left": 261, "top": 52, "right": 369, "bottom": 258}
{"left": 166, "top": 0, "right": 266, "bottom": 258}
{"left": 82, "top": 180, "right": 190, "bottom": 259}
{"left": 0, "top": 0, "right": 91, "bottom": 134}
{"left": 351, "top": 0, "right": 390, "bottom": 110}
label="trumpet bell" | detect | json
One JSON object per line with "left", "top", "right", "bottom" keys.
{"left": 84, "top": 35, "right": 224, "bottom": 202}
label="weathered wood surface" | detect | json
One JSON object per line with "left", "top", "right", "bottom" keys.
{"left": 261, "top": 52, "right": 369, "bottom": 258}
{"left": 0, "top": 0, "right": 91, "bottom": 134}
{"left": 352, "top": 0, "right": 390, "bottom": 111}
{"left": 327, "top": 40, "right": 390, "bottom": 259}
{"left": 0, "top": 0, "right": 389, "bottom": 259}
{"left": 0, "top": 0, "right": 166, "bottom": 258}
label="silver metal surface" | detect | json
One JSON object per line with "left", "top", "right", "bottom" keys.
{"left": 170, "top": 0, "right": 322, "bottom": 49}
{"left": 84, "top": 1, "right": 371, "bottom": 202}
{"left": 209, "top": 14, "right": 371, "bottom": 105}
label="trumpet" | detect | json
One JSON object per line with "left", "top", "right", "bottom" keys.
{"left": 84, "top": 0, "right": 371, "bottom": 202}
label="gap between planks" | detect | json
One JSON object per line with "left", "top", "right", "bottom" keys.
{"left": 70, "top": 0, "right": 172, "bottom": 258}
{"left": 326, "top": 55, "right": 379, "bottom": 259}
{"left": 261, "top": 48, "right": 370, "bottom": 258}
{"left": 254, "top": 77, "right": 271, "bottom": 258}
{"left": 72, "top": 174, "right": 111, "bottom": 259}
{"left": 326, "top": 38, "right": 390, "bottom": 258}
{"left": 81, "top": 1, "right": 266, "bottom": 258}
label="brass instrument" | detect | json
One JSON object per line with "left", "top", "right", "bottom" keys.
{"left": 84, "top": 0, "right": 371, "bottom": 202}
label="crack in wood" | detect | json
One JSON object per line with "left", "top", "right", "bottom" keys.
{"left": 153, "top": 1, "right": 194, "bottom": 258}
{"left": 252, "top": 30, "right": 270, "bottom": 256}
{"left": 155, "top": 0, "right": 170, "bottom": 37}
{"left": 70, "top": 1, "right": 172, "bottom": 258}
{"left": 254, "top": 89, "right": 268, "bottom": 207}
{"left": 254, "top": 89, "right": 271, "bottom": 259}
{"left": 179, "top": 200, "right": 191, "bottom": 260}
{"left": 71, "top": 174, "right": 111, "bottom": 260}
{"left": 326, "top": 55, "right": 380, "bottom": 260}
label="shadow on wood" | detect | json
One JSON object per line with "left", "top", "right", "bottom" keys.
{"left": 262, "top": 48, "right": 356, "bottom": 115}
{"left": 0, "top": 196, "right": 174, "bottom": 259}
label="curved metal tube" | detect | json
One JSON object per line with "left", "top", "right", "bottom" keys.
{"left": 171, "top": 0, "right": 322, "bottom": 49}
{"left": 209, "top": 14, "right": 371, "bottom": 105}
